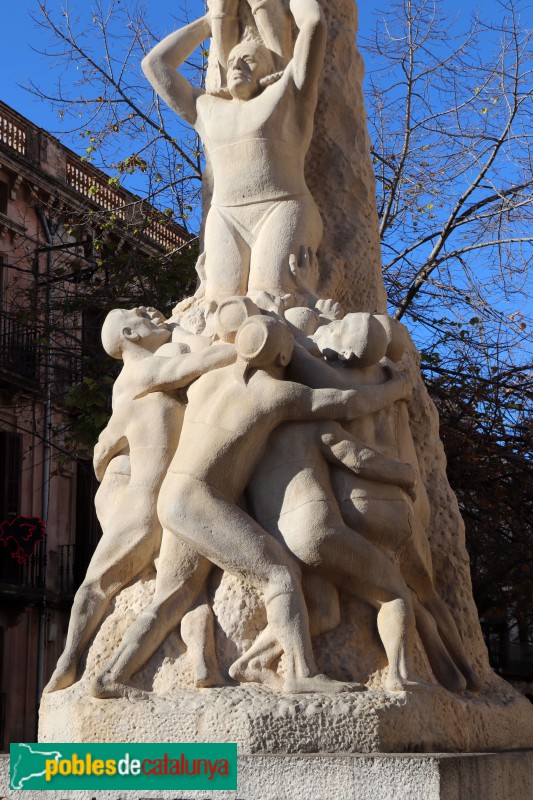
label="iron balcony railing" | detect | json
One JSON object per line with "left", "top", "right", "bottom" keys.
{"left": 0, "top": 534, "right": 47, "bottom": 590}
{"left": 58, "top": 543, "right": 76, "bottom": 596}
{"left": 0, "top": 311, "right": 41, "bottom": 389}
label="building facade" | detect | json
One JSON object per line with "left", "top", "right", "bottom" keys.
{"left": 0, "top": 100, "right": 188, "bottom": 748}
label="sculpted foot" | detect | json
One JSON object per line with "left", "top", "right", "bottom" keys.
{"left": 229, "top": 658, "right": 284, "bottom": 691}
{"left": 89, "top": 673, "right": 149, "bottom": 700}
{"left": 193, "top": 662, "right": 228, "bottom": 688}
{"left": 283, "top": 674, "right": 365, "bottom": 694}
{"left": 385, "top": 673, "right": 434, "bottom": 693}
{"left": 43, "top": 655, "right": 79, "bottom": 693}
{"left": 463, "top": 669, "right": 483, "bottom": 693}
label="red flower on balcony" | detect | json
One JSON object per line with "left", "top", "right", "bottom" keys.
{"left": 0, "top": 516, "right": 46, "bottom": 564}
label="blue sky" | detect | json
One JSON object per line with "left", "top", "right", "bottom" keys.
{"left": 1, "top": 0, "right": 490, "bottom": 139}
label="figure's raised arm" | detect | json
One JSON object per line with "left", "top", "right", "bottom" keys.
{"left": 289, "top": 0, "right": 326, "bottom": 94}
{"left": 209, "top": 0, "right": 241, "bottom": 71}
{"left": 141, "top": 15, "right": 212, "bottom": 126}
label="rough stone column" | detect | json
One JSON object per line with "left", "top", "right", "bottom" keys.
{"left": 308, "top": 0, "right": 386, "bottom": 313}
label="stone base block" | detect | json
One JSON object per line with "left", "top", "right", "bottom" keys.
{"left": 2, "top": 750, "right": 533, "bottom": 800}
{"left": 39, "top": 680, "right": 533, "bottom": 754}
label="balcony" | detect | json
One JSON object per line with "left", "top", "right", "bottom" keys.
{"left": 0, "top": 535, "right": 47, "bottom": 593}
{"left": 58, "top": 543, "right": 76, "bottom": 596}
{"left": 66, "top": 158, "right": 189, "bottom": 251}
{"left": 0, "top": 312, "right": 41, "bottom": 392}
{"left": 0, "top": 109, "right": 26, "bottom": 156}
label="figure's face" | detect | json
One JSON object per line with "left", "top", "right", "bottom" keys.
{"left": 227, "top": 43, "right": 272, "bottom": 101}
{"left": 123, "top": 307, "right": 170, "bottom": 348}
{"left": 312, "top": 319, "right": 354, "bottom": 362}
{"left": 311, "top": 314, "right": 388, "bottom": 367}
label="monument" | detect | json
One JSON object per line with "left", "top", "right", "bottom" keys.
{"left": 39, "top": 0, "right": 533, "bottom": 797}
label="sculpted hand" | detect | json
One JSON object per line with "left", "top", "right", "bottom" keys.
{"left": 385, "top": 366, "right": 412, "bottom": 402}
{"left": 93, "top": 440, "right": 112, "bottom": 483}
{"left": 315, "top": 298, "right": 344, "bottom": 320}
{"left": 289, "top": 246, "right": 319, "bottom": 296}
{"left": 146, "top": 307, "right": 167, "bottom": 326}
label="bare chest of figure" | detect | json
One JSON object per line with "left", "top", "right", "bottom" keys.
{"left": 199, "top": 81, "right": 296, "bottom": 146}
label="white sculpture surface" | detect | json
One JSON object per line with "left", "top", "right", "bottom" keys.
{"left": 39, "top": 0, "right": 533, "bottom": 755}
{"left": 142, "top": 0, "right": 325, "bottom": 316}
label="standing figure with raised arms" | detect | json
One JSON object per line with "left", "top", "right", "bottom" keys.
{"left": 141, "top": 0, "right": 326, "bottom": 312}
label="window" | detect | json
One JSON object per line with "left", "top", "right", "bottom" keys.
{"left": 0, "top": 182, "right": 8, "bottom": 216}
{"left": 0, "top": 431, "right": 22, "bottom": 520}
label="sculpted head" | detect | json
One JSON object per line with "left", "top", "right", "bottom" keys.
{"left": 215, "top": 296, "right": 261, "bottom": 343}
{"left": 235, "top": 315, "right": 294, "bottom": 372}
{"left": 226, "top": 40, "right": 277, "bottom": 100}
{"left": 374, "top": 315, "right": 409, "bottom": 363}
{"left": 311, "top": 312, "right": 388, "bottom": 367}
{"left": 284, "top": 306, "right": 321, "bottom": 337}
{"left": 101, "top": 307, "right": 170, "bottom": 359}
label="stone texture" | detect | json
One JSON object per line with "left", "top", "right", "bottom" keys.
{"left": 308, "top": 0, "right": 387, "bottom": 312}
{"left": 3, "top": 751, "right": 533, "bottom": 800}
{"left": 39, "top": 567, "right": 533, "bottom": 753}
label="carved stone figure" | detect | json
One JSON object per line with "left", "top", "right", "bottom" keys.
{"left": 92, "top": 315, "right": 415, "bottom": 697}
{"left": 45, "top": 306, "right": 234, "bottom": 693}
{"left": 289, "top": 313, "right": 480, "bottom": 691}
{"left": 39, "top": 0, "right": 533, "bottom": 758}
{"left": 141, "top": 0, "right": 326, "bottom": 312}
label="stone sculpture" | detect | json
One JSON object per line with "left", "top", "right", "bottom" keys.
{"left": 45, "top": 307, "right": 234, "bottom": 693}
{"left": 40, "top": 0, "right": 533, "bottom": 758}
{"left": 92, "top": 314, "right": 416, "bottom": 697}
{"left": 142, "top": 0, "right": 326, "bottom": 316}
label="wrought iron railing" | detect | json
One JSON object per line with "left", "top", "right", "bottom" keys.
{"left": 58, "top": 543, "right": 76, "bottom": 596}
{"left": 0, "top": 312, "right": 41, "bottom": 389}
{"left": 0, "top": 534, "right": 47, "bottom": 590}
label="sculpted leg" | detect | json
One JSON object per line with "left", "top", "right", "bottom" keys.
{"left": 181, "top": 596, "right": 225, "bottom": 688}
{"left": 160, "top": 475, "right": 354, "bottom": 693}
{"left": 274, "top": 499, "right": 425, "bottom": 691}
{"left": 248, "top": 198, "right": 322, "bottom": 303}
{"left": 44, "top": 489, "right": 160, "bottom": 693}
{"left": 91, "top": 531, "right": 212, "bottom": 698}
{"left": 412, "top": 596, "right": 467, "bottom": 693}
{"left": 285, "top": 497, "right": 429, "bottom": 691}
{"left": 203, "top": 206, "right": 250, "bottom": 300}
{"left": 324, "top": 530, "right": 429, "bottom": 691}
{"left": 230, "top": 571, "right": 342, "bottom": 689}
{"left": 401, "top": 540, "right": 481, "bottom": 691}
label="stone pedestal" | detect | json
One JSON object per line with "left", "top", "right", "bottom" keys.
{"left": 2, "top": 750, "right": 533, "bottom": 800}
{"left": 39, "top": 678, "right": 533, "bottom": 754}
